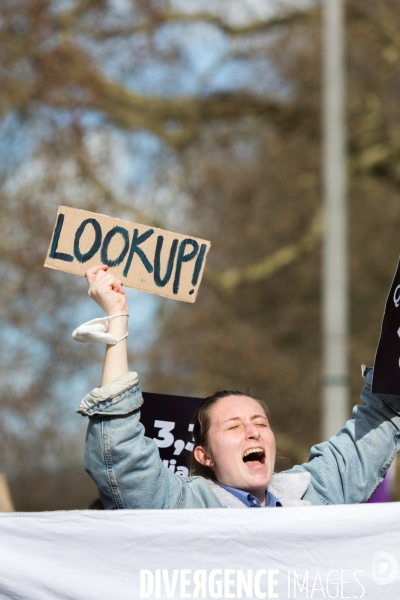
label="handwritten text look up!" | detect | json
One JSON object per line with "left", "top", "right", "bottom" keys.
{"left": 44, "top": 206, "right": 211, "bottom": 303}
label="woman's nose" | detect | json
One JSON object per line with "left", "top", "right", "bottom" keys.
{"left": 245, "top": 423, "right": 260, "bottom": 438}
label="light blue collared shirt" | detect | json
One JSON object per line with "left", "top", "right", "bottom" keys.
{"left": 218, "top": 483, "right": 282, "bottom": 507}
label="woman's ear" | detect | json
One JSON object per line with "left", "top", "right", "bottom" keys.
{"left": 194, "top": 446, "right": 214, "bottom": 467}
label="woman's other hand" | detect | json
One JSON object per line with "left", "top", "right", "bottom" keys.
{"left": 85, "top": 264, "right": 128, "bottom": 316}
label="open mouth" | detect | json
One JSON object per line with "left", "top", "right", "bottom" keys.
{"left": 242, "top": 447, "right": 266, "bottom": 468}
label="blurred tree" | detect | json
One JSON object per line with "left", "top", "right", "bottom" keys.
{"left": 1, "top": 0, "right": 400, "bottom": 508}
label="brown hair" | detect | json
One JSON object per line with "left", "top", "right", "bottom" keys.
{"left": 189, "top": 390, "right": 270, "bottom": 479}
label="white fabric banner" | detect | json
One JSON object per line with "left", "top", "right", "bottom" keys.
{"left": 1, "top": 503, "right": 400, "bottom": 599}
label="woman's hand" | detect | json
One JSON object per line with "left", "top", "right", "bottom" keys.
{"left": 85, "top": 264, "right": 128, "bottom": 316}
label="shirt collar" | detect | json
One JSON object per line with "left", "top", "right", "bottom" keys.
{"left": 217, "top": 483, "right": 282, "bottom": 507}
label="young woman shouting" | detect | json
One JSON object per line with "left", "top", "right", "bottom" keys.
{"left": 78, "top": 265, "right": 400, "bottom": 509}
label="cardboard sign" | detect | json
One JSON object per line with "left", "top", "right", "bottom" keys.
{"left": 44, "top": 206, "right": 211, "bottom": 302}
{"left": 141, "top": 391, "right": 203, "bottom": 477}
{"left": 372, "top": 257, "right": 400, "bottom": 394}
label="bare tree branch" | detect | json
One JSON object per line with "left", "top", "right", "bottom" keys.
{"left": 86, "top": 175, "right": 168, "bottom": 229}
{"left": 32, "top": 44, "right": 301, "bottom": 147}
{"left": 204, "top": 206, "right": 323, "bottom": 294}
{"left": 56, "top": 0, "right": 101, "bottom": 30}
{"left": 72, "top": 9, "right": 312, "bottom": 40}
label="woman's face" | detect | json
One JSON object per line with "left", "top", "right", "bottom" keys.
{"left": 195, "top": 395, "right": 276, "bottom": 503}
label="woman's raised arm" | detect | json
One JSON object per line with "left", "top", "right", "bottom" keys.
{"left": 85, "top": 264, "right": 129, "bottom": 386}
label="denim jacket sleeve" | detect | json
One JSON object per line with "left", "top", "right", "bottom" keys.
{"left": 78, "top": 373, "right": 190, "bottom": 510}
{"left": 78, "top": 373, "right": 222, "bottom": 509}
{"left": 288, "top": 366, "right": 400, "bottom": 505}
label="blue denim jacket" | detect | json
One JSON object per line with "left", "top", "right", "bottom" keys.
{"left": 78, "top": 367, "right": 400, "bottom": 509}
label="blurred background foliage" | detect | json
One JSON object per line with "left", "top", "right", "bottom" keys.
{"left": 1, "top": 0, "right": 400, "bottom": 510}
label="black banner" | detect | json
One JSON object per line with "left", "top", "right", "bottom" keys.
{"left": 141, "top": 392, "right": 203, "bottom": 477}
{"left": 372, "top": 257, "right": 400, "bottom": 394}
